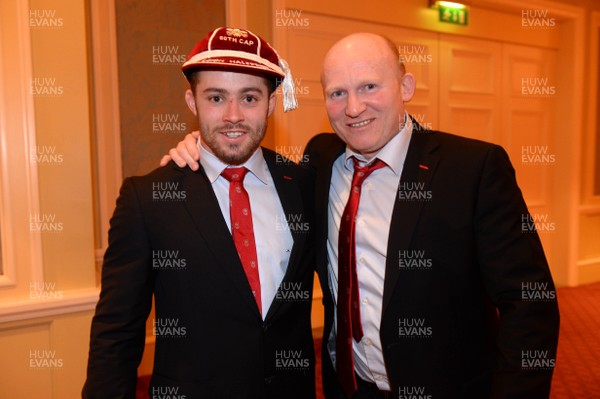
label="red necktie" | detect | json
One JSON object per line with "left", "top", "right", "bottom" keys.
{"left": 337, "top": 157, "right": 386, "bottom": 398}
{"left": 221, "top": 167, "right": 262, "bottom": 315}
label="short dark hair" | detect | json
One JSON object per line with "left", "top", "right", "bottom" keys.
{"left": 186, "top": 70, "right": 277, "bottom": 96}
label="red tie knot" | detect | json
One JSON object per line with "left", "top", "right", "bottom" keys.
{"left": 222, "top": 167, "right": 248, "bottom": 183}
{"left": 351, "top": 157, "right": 385, "bottom": 186}
{"left": 352, "top": 157, "right": 386, "bottom": 172}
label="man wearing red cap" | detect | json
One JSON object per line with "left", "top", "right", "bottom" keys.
{"left": 83, "top": 27, "right": 316, "bottom": 399}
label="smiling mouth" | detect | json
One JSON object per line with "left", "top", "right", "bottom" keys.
{"left": 222, "top": 131, "right": 245, "bottom": 138}
{"left": 348, "top": 119, "right": 373, "bottom": 128}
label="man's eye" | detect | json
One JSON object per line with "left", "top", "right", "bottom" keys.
{"left": 365, "top": 84, "right": 376, "bottom": 90}
{"left": 330, "top": 91, "right": 343, "bottom": 98}
{"left": 209, "top": 96, "right": 222, "bottom": 103}
{"left": 244, "top": 96, "right": 257, "bottom": 103}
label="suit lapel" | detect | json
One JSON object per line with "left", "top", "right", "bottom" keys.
{"left": 313, "top": 137, "right": 346, "bottom": 305}
{"left": 307, "top": 128, "right": 440, "bottom": 322}
{"left": 179, "top": 165, "right": 262, "bottom": 320}
{"left": 382, "top": 122, "right": 440, "bottom": 316}
{"left": 264, "top": 151, "right": 306, "bottom": 255}
{"left": 262, "top": 151, "right": 308, "bottom": 320}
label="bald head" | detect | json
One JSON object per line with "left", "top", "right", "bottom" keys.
{"left": 321, "top": 33, "right": 405, "bottom": 84}
{"left": 319, "top": 32, "right": 416, "bottom": 159}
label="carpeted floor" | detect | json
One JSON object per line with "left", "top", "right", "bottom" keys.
{"left": 137, "top": 282, "right": 600, "bottom": 398}
{"left": 550, "top": 282, "right": 600, "bottom": 398}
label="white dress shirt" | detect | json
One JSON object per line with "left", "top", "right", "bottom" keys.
{"left": 327, "top": 115, "right": 413, "bottom": 390}
{"left": 198, "top": 143, "right": 293, "bottom": 319}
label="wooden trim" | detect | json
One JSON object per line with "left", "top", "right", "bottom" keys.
{"left": 0, "top": 289, "right": 99, "bottom": 324}
{"left": 577, "top": 257, "right": 600, "bottom": 285}
{"left": 0, "top": 0, "right": 43, "bottom": 289}
{"left": 579, "top": 204, "right": 600, "bottom": 215}
{"left": 226, "top": 0, "right": 248, "bottom": 28}
{"left": 88, "top": 0, "right": 123, "bottom": 261}
{"left": 584, "top": 12, "right": 600, "bottom": 205}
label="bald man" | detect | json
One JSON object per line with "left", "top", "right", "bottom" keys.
{"left": 163, "top": 32, "right": 559, "bottom": 399}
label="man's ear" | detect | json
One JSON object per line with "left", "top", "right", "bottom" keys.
{"left": 267, "top": 90, "right": 277, "bottom": 117}
{"left": 185, "top": 89, "right": 198, "bottom": 116}
{"left": 400, "top": 73, "right": 416, "bottom": 102}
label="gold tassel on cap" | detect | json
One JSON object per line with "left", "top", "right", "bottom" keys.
{"left": 278, "top": 58, "right": 298, "bottom": 112}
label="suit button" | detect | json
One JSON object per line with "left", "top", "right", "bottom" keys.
{"left": 263, "top": 323, "right": 270, "bottom": 331}
{"left": 265, "top": 376, "right": 273, "bottom": 384}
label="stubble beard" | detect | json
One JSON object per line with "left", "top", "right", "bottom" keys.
{"left": 201, "top": 122, "right": 267, "bottom": 165}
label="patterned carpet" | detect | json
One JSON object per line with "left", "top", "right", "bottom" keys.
{"left": 137, "top": 282, "right": 600, "bottom": 398}
{"left": 550, "top": 282, "right": 600, "bottom": 398}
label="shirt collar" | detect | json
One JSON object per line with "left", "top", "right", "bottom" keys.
{"left": 343, "top": 112, "right": 413, "bottom": 176}
{"left": 198, "top": 141, "right": 269, "bottom": 185}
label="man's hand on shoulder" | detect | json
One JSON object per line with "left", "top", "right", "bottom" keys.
{"left": 159, "top": 130, "right": 201, "bottom": 171}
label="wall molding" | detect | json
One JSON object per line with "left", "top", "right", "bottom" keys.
{"left": 584, "top": 11, "right": 600, "bottom": 205}
{"left": 88, "top": 0, "right": 123, "bottom": 259}
{"left": 0, "top": 0, "right": 44, "bottom": 289}
{"left": 226, "top": 0, "right": 248, "bottom": 28}
{"left": 578, "top": 258, "right": 600, "bottom": 285}
{"left": 0, "top": 288, "right": 99, "bottom": 324}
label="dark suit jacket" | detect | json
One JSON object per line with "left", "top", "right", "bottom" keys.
{"left": 305, "top": 121, "right": 560, "bottom": 399}
{"left": 83, "top": 148, "right": 316, "bottom": 399}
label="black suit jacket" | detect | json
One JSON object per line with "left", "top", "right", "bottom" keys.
{"left": 305, "top": 121, "right": 559, "bottom": 399}
{"left": 83, "top": 148, "right": 316, "bottom": 399}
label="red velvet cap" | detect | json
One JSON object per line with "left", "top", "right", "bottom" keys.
{"left": 182, "top": 27, "right": 285, "bottom": 83}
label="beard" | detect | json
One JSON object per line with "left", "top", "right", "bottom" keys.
{"left": 200, "top": 122, "right": 267, "bottom": 165}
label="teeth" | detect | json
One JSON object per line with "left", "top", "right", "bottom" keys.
{"left": 224, "top": 132, "right": 244, "bottom": 138}
{"left": 350, "top": 120, "right": 372, "bottom": 127}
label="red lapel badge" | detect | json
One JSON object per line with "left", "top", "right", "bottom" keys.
{"left": 418, "top": 164, "right": 429, "bottom": 170}
{"left": 283, "top": 175, "right": 292, "bottom": 180}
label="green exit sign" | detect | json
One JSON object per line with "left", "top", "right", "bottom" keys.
{"left": 439, "top": 5, "right": 468, "bottom": 26}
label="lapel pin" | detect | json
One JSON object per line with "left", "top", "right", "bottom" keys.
{"left": 283, "top": 175, "right": 293, "bottom": 180}
{"left": 419, "top": 164, "right": 429, "bottom": 170}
